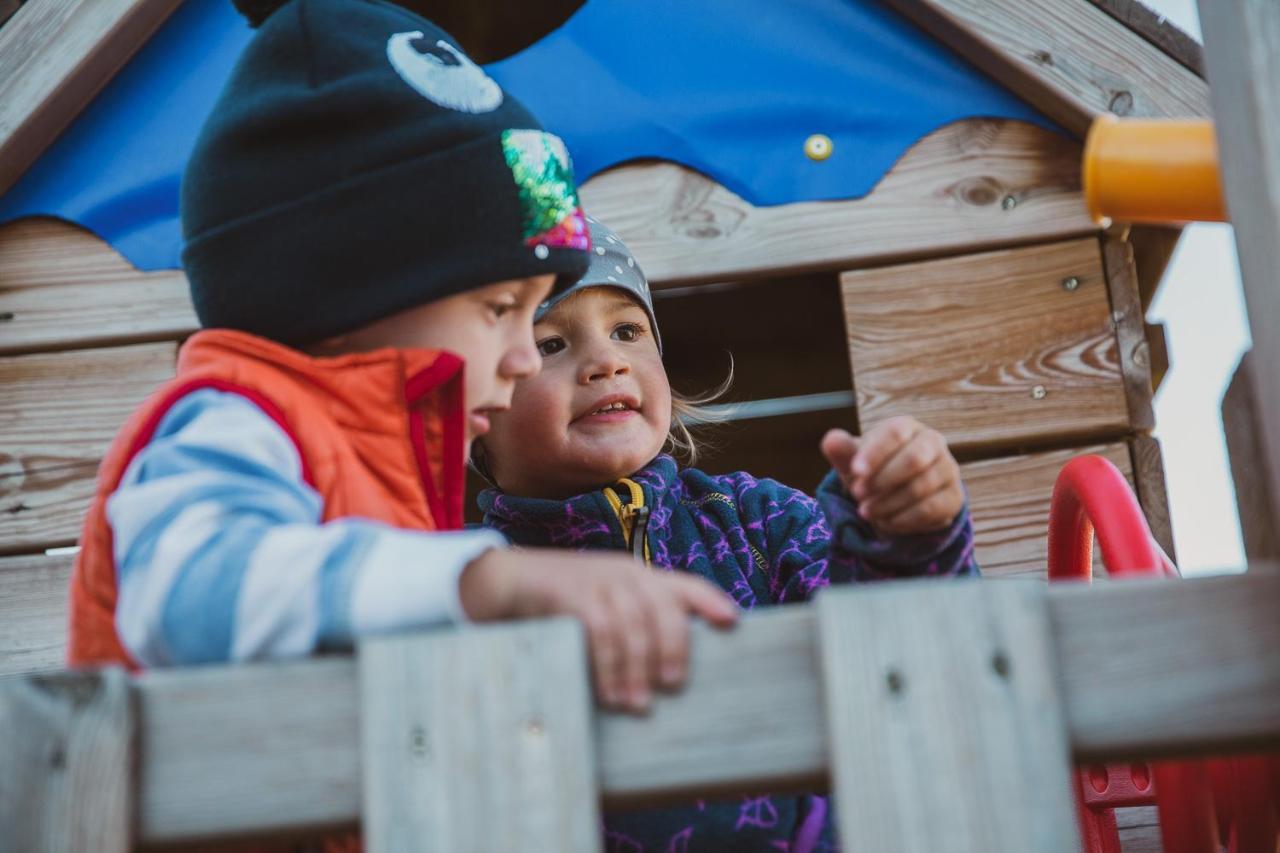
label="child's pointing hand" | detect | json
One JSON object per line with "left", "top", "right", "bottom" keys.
{"left": 821, "top": 416, "right": 963, "bottom": 536}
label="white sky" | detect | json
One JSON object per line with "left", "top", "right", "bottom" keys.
{"left": 1130, "top": 0, "right": 1251, "bottom": 575}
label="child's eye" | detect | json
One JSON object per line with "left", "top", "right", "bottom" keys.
{"left": 537, "top": 336, "right": 565, "bottom": 357}
{"left": 613, "top": 323, "right": 644, "bottom": 342}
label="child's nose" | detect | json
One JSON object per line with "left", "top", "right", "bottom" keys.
{"left": 581, "top": 345, "right": 629, "bottom": 383}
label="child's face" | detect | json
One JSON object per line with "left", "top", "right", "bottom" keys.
{"left": 314, "top": 274, "right": 555, "bottom": 451}
{"left": 483, "top": 288, "right": 671, "bottom": 498}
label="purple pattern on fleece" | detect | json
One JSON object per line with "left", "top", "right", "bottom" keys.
{"left": 477, "top": 455, "right": 978, "bottom": 852}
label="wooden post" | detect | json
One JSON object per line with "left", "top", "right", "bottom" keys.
{"left": 1222, "top": 352, "right": 1280, "bottom": 561}
{"left": 0, "top": 668, "right": 135, "bottom": 852}
{"left": 817, "top": 580, "right": 1081, "bottom": 852}
{"left": 1198, "top": 0, "right": 1280, "bottom": 539}
{"left": 359, "top": 620, "right": 602, "bottom": 853}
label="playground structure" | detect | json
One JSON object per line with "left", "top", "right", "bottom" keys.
{"left": 0, "top": 0, "right": 1277, "bottom": 850}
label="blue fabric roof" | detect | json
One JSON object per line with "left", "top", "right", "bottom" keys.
{"left": 0, "top": 0, "right": 1060, "bottom": 272}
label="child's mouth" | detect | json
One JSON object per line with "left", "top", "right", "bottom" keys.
{"left": 574, "top": 396, "right": 640, "bottom": 425}
{"left": 469, "top": 410, "right": 492, "bottom": 436}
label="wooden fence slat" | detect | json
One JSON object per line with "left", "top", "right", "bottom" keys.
{"left": 0, "top": 668, "right": 135, "bottom": 852}
{"left": 1199, "top": 0, "right": 1280, "bottom": 543}
{"left": 0, "top": 218, "right": 195, "bottom": 356}
{"left": 0, "top": 553, "right": 73, "bottom": 676}
{"left": 964, "top": 442, "right": 1133, "bottom": 579}
{"left": 0, "top": 341, "right": 177, "bottom": 555}
{"left": 581, "top": 120, "right": 1093, "bottom": 288}
{"left": 879, "top": 0, "right": 1209, "bottom": 136}
{"left": 818, "top": 580, "right": 1081, "bottom": 852}
{"left": 128, "top": 573, "right": 1280, "bottom": 845}
{"left": 359, "top": 620, "right": 601, "bottom": 853}
{"left": 0, "top": 0, "right": 179, "bottom": 197}
{"left": 841, "top": 238, "right": 1130, "bottom": 454}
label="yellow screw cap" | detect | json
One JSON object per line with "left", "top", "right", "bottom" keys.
{"left": 804, "top": 133, "right": 833, "bottom": 161}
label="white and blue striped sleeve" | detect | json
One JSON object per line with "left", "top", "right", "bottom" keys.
{"left": 107, "top": 388, "right": 505, "bottom": 668}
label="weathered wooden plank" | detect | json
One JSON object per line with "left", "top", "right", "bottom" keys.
{"left": 1144, "top": 322, "right": 1169, "bottom": 392}
{"left": 963, "top": 443, "right": 1133, "bottom": 579}
{"left": 1128, "top": 225, "right": 1184, "bottom": 311}
{"left": 1102, "top": 237, "right": 1156, "bottom": 432}
{"left": 1221, "top": 352, "right": 1279, "bottom": 562}
{"left": 0, "top": 218, "right": 194, "bottom": 355}
{"left": 0, "top": 668, "right": 134, "bottom": 852}
{"left": 127, "top": 572, "right": 1280, "bottom": 844}
{"left": 1129, "top": 435, "right": 1177, "bottom": 566}
{"left": 0, "top": 342, "right": 177, "bottom": 554}
{"left": 359, "top": 621, "right": 601, "bottom": 853}
{"left": 581, "top": 120, "right": 1094, "bottom": 287}
{"left": 1085, "top": 0, "right": 1204, "bottom": 77}
{"left": 841, "top": 238, "right": 1130, "bottom": 454}
{"left": 819, "top": 580, "right": 1080, "bottom": 852}
{"left": 0, "top": 553, "right": 73, "bottom": 676}
{"left": 0, "top": 0, "right": 179, "bottom": 197}
{"left": 1117, "top": 806, "right": 1164, "bottom": 853}
{"left": 1055, "top": 572, "right": 1280, "bottom": 761}
{"left": 1199, "top": 0, "right": 1280, "bottom": 544}
{"left": 879, "top": 0, "right": 1209, "bottom": 137}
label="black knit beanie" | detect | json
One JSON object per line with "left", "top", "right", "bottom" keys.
{"left": 181, "top": 0, "right": 590, "bottom": 347}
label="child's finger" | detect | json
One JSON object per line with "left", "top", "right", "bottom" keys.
{"left": 608, "top": 583, "right": 655, "bottom": 713}
{"left": 879, "top": 486, "right": 963, "bottom": 535}
{"left": 861, "top": 430, "right": 941, "bottom": 498}
{"left": 860, "top": 460, "right": 952, "bottom": 522}
{"left": 820, "top": 428, "right": 860, "bottom": 483}
{"left": 640, "top": 581, "right": 691, "bottom": 690}
{"left": 583, "top": 607, "right": 625, "bottom": 710}
{"left": 850, "top": 417, "right": 921, "bottom": 487}
{"left": 665, "top": 572, "right": 740, "bottom": 628}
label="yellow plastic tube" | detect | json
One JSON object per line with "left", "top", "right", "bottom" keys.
{"left": 1083, "top": 115, "right": 1226, "bottom": 224}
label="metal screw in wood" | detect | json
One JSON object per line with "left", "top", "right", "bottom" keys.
{"left": 1002, "top": 195, "right": 1018, "bottom": 210}
{"left": 1062, "top": 276, "right": 1080, "bottom": 291}
{"left": 1031, "top": 385, "right": 1048, "bottom": 400}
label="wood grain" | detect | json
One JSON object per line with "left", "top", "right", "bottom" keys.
{"left": 1128, "top": 225, "right": 1184, "bottom": 311}
{"left": 1102, "top": 237, "right": 1156, "bottom": 432}
{"left": 1129, "top": 435, "right": 1177, "bottom": 566}
{"left": 1199, "top": 0, "right": 1280, "bottom": 546}
{"left": 0, "top": 341, "right": 177, "bottom": 555}
{"left": 1085, "top": 0, "right": 1205, "bottom": 77}
{"left": 964, "top": 443, "right": 1133, "bottom": 579}
{"left": 119, "top": 572, "right": 1279, "bottom": 845}
{"left": 359, "top": 621, "right": 601, "bottom": 853}
{"left": 819, "top": 581, "right": 1081, "bottom": 852}
{"left": 879, "top": 0, "right": 1209, "bottom": 136}
{"left": 0, "top": 218, "right": 194, "bottom": 356}
{"left": 581, "top": 120, "right": 1094, "bottom": 288}
{"left": 0, "top": 553, "right": 73, "bottom": 676}
{"left": 0, "top": 0, "right": 179, "bottom": 196}
{"left": 841, "top": 238, "right": 1130, "bottom": 454}
{"left": 0, "top": 667, "right": 135, "bottom": 852}
{"left": 1221, "top": 352, "right": 1279, "bottom": 561}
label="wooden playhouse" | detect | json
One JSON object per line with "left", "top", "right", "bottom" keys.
{"left": 0, "top": 0, "right": 1276, "bottom": 851}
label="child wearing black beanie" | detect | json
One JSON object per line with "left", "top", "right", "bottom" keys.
{"left": 68, "top": 0, "right": 738, "bottom": 740}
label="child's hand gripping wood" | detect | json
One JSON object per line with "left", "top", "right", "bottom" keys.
{"left": 459, "top": 548, "right": 739, "bottom": 714}
{"left": 821, "top": 415, "right": 964, "bottom": 536}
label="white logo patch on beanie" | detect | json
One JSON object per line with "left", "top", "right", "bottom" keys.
{"left": 387, "top": 32, "right": 503, "bottom": 114}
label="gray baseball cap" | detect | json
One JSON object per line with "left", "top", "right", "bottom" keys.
{"left": 535, "top": 217, "right": 662, "bottom": 354}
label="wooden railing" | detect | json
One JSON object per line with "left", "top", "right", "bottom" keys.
{"left": 2, "top": 573, "right": 1277, "bottom": 851}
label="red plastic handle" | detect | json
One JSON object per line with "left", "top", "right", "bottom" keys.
{"left": 1047, "top": 455, "right": 1176, "bottom": 581}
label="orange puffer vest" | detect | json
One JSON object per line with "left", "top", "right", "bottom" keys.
{"left": 68, "top": 329, "right": 467, "bottom": 669}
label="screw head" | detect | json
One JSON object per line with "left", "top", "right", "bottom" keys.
{"left": 1062, "top": 276, "right": 1080, "bottom": 291}
{"left": 804, "top": 133, "right": 834, "bottom": 161}
{"left": 1031, "top": 385, "right": 1048, "bottom": 400}
{"left": 1001, "top": 195, "right": 1018, "bottom": 210}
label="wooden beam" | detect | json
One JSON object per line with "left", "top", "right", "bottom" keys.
{"left": 1129, "top": 435, "right": 1177, "bottom": 565}
{"left": 1084, "top": 0, "right": 1205, "bottom": 77}
{"left": 581, "top": 120, "right": 1094, "bottom": 288}
{"left": 0, "top": 668, "right": 135, "bottom": 852}
{"left": 1199, "top": 0, "right": 1280, "bottom": 543}
{"left": 360, "top": 621, "right": 601, "bottom": 852}
{"left": 840, "top": 238, "right": 1130, "bottom": 455}
{"left": 819, "top": 581, "right": 1080, "bottom": 852}
{"left": 1102, "top": 236, "right": 1156, "bottom": 432}
{"left": 0, "top": 341, "right": 177, "bottom": 555}
{"left": 878, "top": 0, "right": 1209, "bottom": 137}
{"left": 1128, "top": 225, "right": 1184, "bottom": 312}
{"left": 1221, "top": 352, "right": 1280, "bottom": 562}
{"left": 0, "top": 553, "right": 73, "bottom": 676}
{"left": 0, "top": 218, "right": 194, "bottom": 356}
{"left": 0, "top": 0, "right": 180, "bottom": 197}
{"left": 128, "top": 572, "right": 1280, "bottom": 844}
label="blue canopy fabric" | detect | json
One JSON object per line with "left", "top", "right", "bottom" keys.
{"left": 0, "top": 0, "right": 1059, "bottom": 272}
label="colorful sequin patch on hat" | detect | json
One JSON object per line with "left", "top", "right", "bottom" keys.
{"left": 501, "top": 129, "right": 589, "bottom": 252}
